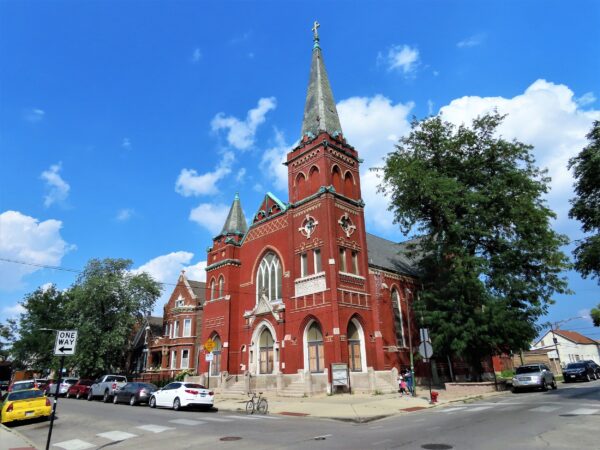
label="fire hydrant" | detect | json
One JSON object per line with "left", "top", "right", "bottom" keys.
{"left": 430, "top": 391, "right": 439, "bottom": 403}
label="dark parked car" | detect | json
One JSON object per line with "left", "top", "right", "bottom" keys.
{"left": 562, "top": 362, "right": 598, "bottom": 382}
{"left": 66, "top": 379, "right": 94, "bottom": 399}
{"left": 112, "top": 382, "right": 158, "bottom": 406}
{"left": 583, "top": 360, "right": 600, "bottom": 378}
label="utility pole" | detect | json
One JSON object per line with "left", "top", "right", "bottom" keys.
{"left": 404, "top": 288, "right": 416, "bottom": 396}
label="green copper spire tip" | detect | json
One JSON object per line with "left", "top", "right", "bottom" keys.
{"left": 234, "top": 192, "right": 240, "bottom": 200}
{"left": 312, "top": 20, "right": 320, "bottom": 49}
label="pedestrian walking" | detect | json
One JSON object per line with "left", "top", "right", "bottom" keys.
{"left": 399, "top": 377, "right": 409, "bottom": 397}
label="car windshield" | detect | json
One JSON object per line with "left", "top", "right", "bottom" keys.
{"left": 140, "top": 383, "right": 157, "bottom": 390}
{"left": 183, "top": 383, "right": 205, "bottom": 389}
{"left": 115, "top": 377, "right": 127, "bottom": 382}
{"left": 566, "top": 363, "right": 586, "bottom": 369}
{"left": 516, "top": 366, "right": 541, "bottom": 374}
{"left": 13, "top": 381, "right": 36, "bottom": 390}
{"left": 80, "top": 380, "right": 93, "bottom": 386}
{"left": 65, "top": 379, "right": 78, "bottom": 385}
{"left": 8, "top": 390, "right": 45, "bottom": 401}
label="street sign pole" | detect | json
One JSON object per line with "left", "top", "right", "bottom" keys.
{"left": 46, "top": 355, "right": 64, "bottom": 450}
{"left": 420, "top": 328, "right": 433, "bottom": 403}
{"left": 208, "top": 358, "right": 211, "bottom": 389}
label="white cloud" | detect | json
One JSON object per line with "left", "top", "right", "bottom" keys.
{"left": 40, "top": 162, "right": 70, "bottom": 208}
{"left": 337, "top": 95, "right": 414, "bottom": 232}
{"left": 40, "top": 282, "right": 53, "bottom": 292}
{"left": 189, "top": 203, "right": 230, "bottom": 235}
{"left": 211, "top": 97, "right": 277, "bottom": 150}
{"left": 236, "top": 168, "right": 247, "bottom": 183}
{"left": 457, "top": 34, "right": 485, "bottom": 48}
{"left": 191, "top": 48, "right": 202, "bottom": 63}
{"left": 116, "top": 208, "right": 134, "bottom": 221}
{"left": 2, "top": 303, "right": 25, "bottom": 317}
{"left": 24, "top": 108, "right": 45, "bottom": 122}
{"left": 439, "top": 79, "right": 600, "bottom": 222}
{"left": 380, "top": 45, "right": 420, "bottom": 75}
{"left": 175, "top": 152, "right": 234, "bottom": 197}
{"left": 576, "top": 92, "right": 596, "bottom": 107}
{"left": 0, "top": 211, "right": 73, "bottom": 290}
{"left": 260, "top": 129, "right": 291, "bottom": 192}
{"left": 122, "top": 138, "right": 131, "bottom": 149}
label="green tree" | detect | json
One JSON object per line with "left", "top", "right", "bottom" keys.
{"left": 568, "top": 121, "right": 600, "bottom": 326}
{"left": 0, "top": 319, "right": 17, "bottom": 361}
{"left": 69, "top": 258, "right": 161, "bottom": 376}
{"left": 380, "top": 113, "right": 570, "bottom": 373}
{"left": 10, "top": 285, "right": 70, "bottom": 371}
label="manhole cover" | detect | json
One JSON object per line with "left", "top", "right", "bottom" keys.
{"left": 220, "top": 436, "right": 243, "bottom": 441}
{"left": 421, "top": 445, "right": 453, "bottom": 450}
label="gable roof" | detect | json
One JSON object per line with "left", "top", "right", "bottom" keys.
{"left": 554, "top": 329, "right": 599, "bottom": 345}
{"left": 188, "top": 280, "right": 206, "bottom": 304}
{"left": 366, "top": 233, "right": 421, "bottom": 277}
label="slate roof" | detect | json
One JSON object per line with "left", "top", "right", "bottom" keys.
{"left": 188, "top": 280, "right": 206, "bottom": 304}
{"left": 366, "top": 233, "right": 421, "bottom": 277}
{"left": 554, "top": 329, "right": 599, "bottom": 345}
{"left": 301, "top": 34, "right": 342, "bottom": 139}
{"left": 221, "top": 193, "right": 248, "bottom": 236}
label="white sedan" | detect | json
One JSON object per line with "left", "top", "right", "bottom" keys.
{"left": 149, "top": 382, "right": 214, "bottom": 410}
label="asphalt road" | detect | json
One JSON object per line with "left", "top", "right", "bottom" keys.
{"left": 11, "top": 379, "right": 600, "bottom": 450}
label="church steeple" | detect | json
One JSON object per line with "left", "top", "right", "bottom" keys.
{"left": 301, "top": 21, "right": 343, "bottom": 139}
{"left": 221, "top": 193, "right": 248, "bottom": 236}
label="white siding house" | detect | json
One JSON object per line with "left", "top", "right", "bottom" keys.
{"left": 532, "top": 329, "right": 600, "bottom": 366}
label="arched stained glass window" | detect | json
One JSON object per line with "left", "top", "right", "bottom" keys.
{"left": 391, "top": 289, "right": 405, "bottom": 348}
{"left": 218, "top": 276, "right": 224, "bottom": 298}
{"left": 348, "top": 321, "right": 362, "bottom": 372}
{"left": 257, "top": 252, "right": 282, "bottom": 303}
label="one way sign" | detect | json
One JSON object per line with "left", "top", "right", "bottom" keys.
{"left": 54, "top": 330, "right": 78, "bottom": 356}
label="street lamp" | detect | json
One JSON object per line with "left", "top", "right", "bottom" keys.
{"left": 549, "top": 315, "right": 587, "bottom": 370}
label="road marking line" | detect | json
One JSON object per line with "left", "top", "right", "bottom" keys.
{"left": 369, "top": 425, "right": 384, "bottom": 429}
{"left": 198, "top": 416, "right": 233, "bottom": 422}
{"left": 225, "top": 414, "right": 260, "bottom": 420}
{"left": 441, "top": 407, "right": 467, "bottom": 413}
{"left": 136, "top": 424, "right": 176, "bottom": 433}
{"left": 567, "top": 408, "right": 599, "bottom": 415}
{"left": 465, "top": 406, "right": 493, "bottom": 412}
{"left": 247, "top": 414, "right": 281, "bottom": 420}
{"left": 97, "top": 430, "right": 138, "bottom": 441}
{"left": 529, "top": 406, "right": 561, "bottom": 412}
{"left": 52, "top": 439, "right": 95, "bottom": 450}
{"left": 170, "top": 418, "right": 206, "bottom": 425}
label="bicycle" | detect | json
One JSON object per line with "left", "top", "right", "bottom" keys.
{"left": 245, "top": 391, "right": 268, "bottom": 414}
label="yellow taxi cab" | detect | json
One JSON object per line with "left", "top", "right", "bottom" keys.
{"left": 1, "top": 388, "right": 52, "bottom": 424}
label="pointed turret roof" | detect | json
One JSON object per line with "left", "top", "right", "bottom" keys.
{"left": 221, "top": 193, "right": 248, "bottom": 235}
{"left": 301, "top": 21, "right": 343, "bottom": 139}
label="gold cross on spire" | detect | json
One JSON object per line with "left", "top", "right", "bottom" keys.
{"left": 312, "top": 20, "right": 320, "bottom": 41}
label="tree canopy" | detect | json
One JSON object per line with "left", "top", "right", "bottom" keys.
{"left": 8, "top": 258, "right": 161, "bottom": 376}
{"left": 380, "top": 113, "right": 570, "bottom": 370}
{"left": 568, "top": 121, "right": 600, "bottom": 327}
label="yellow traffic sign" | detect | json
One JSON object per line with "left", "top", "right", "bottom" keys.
{"left": 204, "top": 339, "right": 216, "bottom": 352}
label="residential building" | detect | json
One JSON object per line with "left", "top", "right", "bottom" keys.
{"left": 532, "top": 329, "right": 600, "bottom": 366}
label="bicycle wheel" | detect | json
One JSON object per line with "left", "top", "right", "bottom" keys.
{"left": 245, "top": 400, "right": 255, "bottom": 414}
{"left": 257, "top": 398, "right": 268, "bottom": 414}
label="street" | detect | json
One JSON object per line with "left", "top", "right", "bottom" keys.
{"left": 11, "top": 379, "right": 600, "bottom": 450}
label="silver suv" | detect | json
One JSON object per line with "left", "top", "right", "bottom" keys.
{"left": 512, "top": 364, "right": 557, "bottom": 392}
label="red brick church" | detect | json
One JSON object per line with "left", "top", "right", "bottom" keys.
{"left": 147, "top": 25, "right": 421, "bottom": 394}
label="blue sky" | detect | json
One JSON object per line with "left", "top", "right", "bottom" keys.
{"left": 1, "top": 1, "right": 599, "bottom": 340}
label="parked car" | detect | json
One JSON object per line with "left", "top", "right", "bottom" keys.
{"left": 512, "top": 364, "right": 557, "bottom": 392}
{"left": 562, "top": 362, "right": 598, "bottom": 382}
{"left": 34, "top": 379, "right": 51, "bottom": 393}
{"left": 66, "top": 379, "right": 94, "bottom": 399}
{"left": 113, "top": 382, "right": 158, "bottom": 406}
{"left": 1, "top": 389, "right": 52, "bottom": 425}
{"left": 47, "top": 378, "right": 79, "bottom": 396}
{"left": 149, "top": 382, "right": 214, "bottom": 410}
{"left": 583, "top": 360, "right": 600, "bottom": 378}
{"left": 8, "top": 379, "right": 37, "bottom": 393}
{"left": 88, "top": 375, "right": 128, "bottom": 402}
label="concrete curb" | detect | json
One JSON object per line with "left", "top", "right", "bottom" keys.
{"left": 0, "top": 423, "right": 39, "bottom": 449}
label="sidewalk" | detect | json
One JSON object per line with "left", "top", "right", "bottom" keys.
{"left": 0, "top": 423, "right": 38, "bottom": 450}
{"left": 213, "top": 388, "right": 508, "bottom": 422}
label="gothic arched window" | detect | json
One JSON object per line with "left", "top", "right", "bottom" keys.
{"left": 210, "top": 335, "right": 222, "bottom": 376}
{"left": 256, "top": 252, "right": 283, "bottom": 303}
{"left": 210, "top": 279, "right": 216, "bottom": 300}
{"left": 391, "top": 289, "right": 405, "bottom": 348}
{"left": 348, "top": 320, "right": 363, "bottom": 372}
{"left": 218, "top": 276, "right": 224, "bottom": 298}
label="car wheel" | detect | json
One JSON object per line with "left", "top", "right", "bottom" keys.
{"left": 87, "top": 391, "right": 93, "bottom": 401}
{"left": 511, "top": 387, "right": 519, "bottom": 394}
{"left": 129, "top": 395, "right": 136, "bottom": 406}
{"left": 149, "top": 396, "right": 156, "bottom": 408}
{"left": 113, "top": 394, "right": 119, "bottom": 404}
{"left": 65, "top": 392, "right": 70, "bottom": 399}
{"left": 541, "top": 380, "right": 548, "bottom": 391}
{"left": 551, "top": 378, "right": 558, "bottom": 390}
{"left": 173, "top": 397, "right": 181, "bottom": 411}
{"left": 102, "top": 390, "right": 110, "bottom": 403}
{"left": 76, "top": 392, "right": 81, "bottom": 399}
{"left": 585, "top": 374, "right": 591, "bottom": 382}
